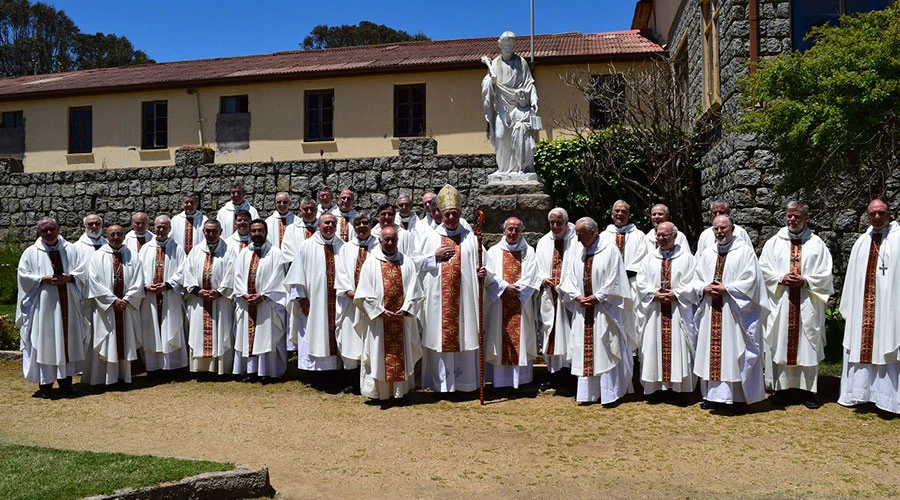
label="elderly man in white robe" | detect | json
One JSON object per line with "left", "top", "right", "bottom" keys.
{"left": 124, "top": 212, "right": 153, "bottom": 255}
{"left": 693, "top": 215, "right": 766, "bottom": 415}
{"left": 482, "top": 217, "right": 540, "bottom": 389}
{"left": 265, "top": 191, "right": 295, "bottom": 249}
{"left": 285, "top": 213, "right": 348, "bottom": 391}
{"left": 559, "top": 217, "right": 633, "bottom": 406}
{"left": 354, "top": 226, "right": 425, "bottom": 404}
{"left": 418, "top": 184, "right": 483, "bottom": 395}
{"left": 838, "top": 199, "right": 900, "bottom": 414}
{"left": 232, "top": 219, "right": 287, "bottom": 383}
{"left": 84, "top": 224, "right": 145, "bottom": 386}
{"left": 372, "top": 203, "right": 415, "bottom": 256}
{"left": 330, "top": 188, "right": 358, "bottom": 243}
{"left": 217, "top": 180, "right": 259, "bottom": 238}
{"left": 535, "top": 207, "right": 576, "bottom": 391}
{"left": 695, "top": 200, "right": 752, "bottom": 256}
{"left": 645, "top": 204, "right": 690, "bottom": 251}
{"left": 225, "top": 210, "right": 253, "bottom": 254}
{"left": 599, "top": 200, "right": 648, "bottom": 354}
{"left": 636, "top": 222, "right": 699, "bottom": 403}
{"left": 281, "top": 197, "right": 319, "bottom": 263}
{"left": 72, "top": 214, "right": 107, "bottom": 260}
{"left": 171, "top": 192, "right": 207, "bottom": 256}
{"left": 182, "top": 220, "right": 236, "bottom": 376}
{"left": 316, "top": 187, "right": 335, "bottom": 217}
{"left": 394, "top": 194, "right": 420, "bottom": 233}
{"left": 138, "top": 215, "right": 188, "bottom": 376}
{"left": 759, "top": 201, "right": 834, "bottom": 409}
{"left": 17, "top": 217, "right": 87, "bottom": 399}
{"left": 334, "top": 212, "right": 376, "bottom": 393}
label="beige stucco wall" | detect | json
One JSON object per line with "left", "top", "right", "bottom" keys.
{"left": 1, "top": 62, "right": 634, "bottom": 173}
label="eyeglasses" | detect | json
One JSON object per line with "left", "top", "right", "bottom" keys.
{"left": 39, "top": 227, "right": 59, "bottom": 234}
{"left": 398, "top": 202, "right": 411, "bottom": 207}
{"left": 353, "top": 220, "right": 370, "bottom": 226}
{"left": 85, "top": 221, "right": 101, "bottom": 226}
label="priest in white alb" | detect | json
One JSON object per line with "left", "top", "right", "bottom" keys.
{"left": 265, "top": 191, "right": 295, "bottom": 249}
{"left": 838, "top": 199, "right": 900, "bottom": 414}
{"left": 418, "top": 184, "right": 483, "bottom": 394}
{"left": 281, "top": 196, "right": 319, "bottom": 264}
{"left": 535, "top": 207, "right": 576, "bottom": 391}
{"left": 216, "top": 180, "right": 259, "bottom": 238}
{"left": 694, "top": 200, "right": 752, "bottom": 256}
{"left": 138, "top": 215, "right": 188, "bottom": 375}
{"left": 84, "top": 224, "right": 145, "bottom": 386}
{"left": 693, "top": 215, "right": 766, "bottom": 414}
{"left": 645, "top": 203, "right": 690, "bottom": 251}
{"left": 17, "top": 217, "right": 87, "bottom": 399}
{"left": 558, "top": 217, "right": 633, "bottom": 405}
{"left": 232, "top": 219, "right": 288, "bottom": 382}
{"left": 482, "top": 216, "right": 540, "bottom": 389}
{"left": 182, "top": 220, "right": 237, "bottom": 376}
{"left": 759, "top": 201, "right": 833, "bottom": 409}
{"left": 635, "top": 222, "right": 699, "bottom": 401}
{"left": 354, "top": 226, "right": 424, "bottom": 403}
{"left": 171, "top": 192, "right": 207, "bottom": 256}
{"left": 124, "top": 212, "right": 153, "bottom": 255}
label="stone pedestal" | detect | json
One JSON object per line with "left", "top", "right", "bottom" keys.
{"left": 474, "top": 180, "right": 552, "bottom": 247}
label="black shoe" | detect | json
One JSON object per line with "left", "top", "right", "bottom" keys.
{"left": 538, "top": 381, "right": 552, "bottom": 392}
{"left": 769, "top": 391, "right": 788, "bottom": 406}
{"left": 646, "top": 392, "right": 664, "bottom": 405}
{"left": 731, "top": 402, "right": 746, "bottom": 415}
{"left": 32, "top": 384, "right": 53, "bottom": 400}
{"left": 58, "top": 377, "right": 78, "bottom": 396}
{"left": 240, "top": 375, "right": 258, "bottom": 383}
{"left": 801, "top": 398, "right": 820, "bottom": 409}
{"left": 700, "top": 401, "right": 715, "bottom": 410}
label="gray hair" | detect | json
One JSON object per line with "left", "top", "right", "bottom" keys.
{"left": 576, "top": 217, "right": 599, "bottom": 233}
{"left": 154, "top": 215, "right": 171, "bottom": 225}
{"left": 612, "top": 200, "right": 630, "bottom": 212}
{"left": 710, "top": 200, "right": 729, "bottom": 210}
{"left": 83, "top": 214, "right": 103, "bottom": 225}
{"left": 300, "top": 197, "right": 315, "bottom": 206}
{"left": 183, "top": 192, "right": 199, "bottom": 202}
{"left": 548, "top": 207, "right": 569, "bottom": 221}
{"left": 230, "top": 180, "right": 246, "bottom": 192}
{"left": 275, "top": 191, "right": 290, "bottom": 199}
{"left": 785, "top": 200, "right": 808, "bottom": 216}
{"left": 502, "top": 217, "right": 525, "bottom": 231}
{"left": 38, "top": 216, "right": 57, "bottom": 229}
{"left": 651, "top": 204, "right": 670, "bottom": 216}
{"left": 397, "top": 193, "right": 412, "bottom": 202}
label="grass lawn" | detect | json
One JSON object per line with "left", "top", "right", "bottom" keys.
{"left": 0, "top": 443, "right": 233, "bottom": 500}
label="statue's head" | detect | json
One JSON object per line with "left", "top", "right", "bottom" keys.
{"left": 498, "top": 31, "right": 516, "bottom": 56}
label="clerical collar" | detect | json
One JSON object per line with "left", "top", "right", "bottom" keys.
{"left": 788, "top": 230, "right": 804, "bottom": 239}
{"left": 383, "top": 250, "right": 400, "bottom": 262}
{"left": 503, "top": 239, "right": 525, "bottom": 252}
{"left": 156, "top": 238, "right": 169, "bottom": 246}
{"left": 716, "top": 238, "right": 736, "bottom": 253}
{"left": 233, "top": 200, "right": 249, "bottom": 210}
{"left": 357, "top": 236, "right": 372, "bottom": 246}
{"left": 659, "top": 247, "right": 676, "bottom": 259}
{"left": 616, "top": 224, "right": 631, "bottom": 234}
{"left": 238, "top": 235, "right": 250, "bottom": 242}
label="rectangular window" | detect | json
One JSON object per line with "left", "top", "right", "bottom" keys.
{"left": 1, "top": 111, "right": 24, "bottom": 128}
{"left": 220, "top": 95, "right": 249, "bottom": 114}
{"left": 68, "top": 106, "right": 92, "bottom": 154}
{"left": 589, "top": 74, "right": 625, "bottom": 129}
{"left": 142, "top": 101, "right": 168, "bottom": 149}
{"left": 701, "top": 0, "right": 722, "bottom": 110}
{"left": 792, "top": 0, "right": 890, "bottom": 51}
{"left": 304, "top": 89, "right": 334, "bottom": 142}
{"left": 394, "top": 84, "right": 426, "bottom": 137}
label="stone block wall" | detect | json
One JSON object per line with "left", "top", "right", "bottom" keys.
{"left": 0, "top": 140, "right": 500, "bottom": 245}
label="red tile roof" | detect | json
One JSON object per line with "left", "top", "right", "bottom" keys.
{"left": 0, "top": 30, "right": 662, "bottom": 101}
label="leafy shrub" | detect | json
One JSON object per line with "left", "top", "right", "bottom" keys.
{"left": 0, "top": 314, "right": 19, "bottom": 350}
{"left": 0, "top": 243, "right": 26, "bottom": 305}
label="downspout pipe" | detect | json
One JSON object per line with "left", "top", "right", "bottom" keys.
{"left": 749, "top": 0, "right": 759, "bottom": 74}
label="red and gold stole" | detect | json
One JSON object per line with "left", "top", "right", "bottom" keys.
{"left": 184, "top": 218, "right": 194, "bottom": 255}
{"left": 381, "top": 259, "right": 406, "bottom": 381}
{"left": 339, "top": 217, "right": 350, "bottom": 242}
{"left": 112, "top": 251, "right": 126, "bottom": 361}
{"left": 201, "top": 250, "right": 215, "bottom": 358}
{"left": 546, "top": 238, "right": 565, "bottom": 355}
{"left": 153, "top": 244, "right": 166, "bottom": 326}
{"left": 582, "top": 253, "right": 595, "bottom": 377}
{"left": 786, "top": 239, "right": 803, "bottom": 365}
{"left": 354, "top": 244, "right": 368, "bottom": 287}
{"left": 501, "top": 250, "right": 523, "bottom": 365}
{"left": 278, "top": 217, "right": 287, "bottom": 246}
{"left": 660, "top": 256, "right": 673, "bottom": 382}
{"left": 240, "top": 239, "right": 249, "bottom": 250}
{"left": 325, "top": 244, "right": 338, "bottom": 355}
{"left": 615, "top": 232, "right": 626, "bottom": 258}
{"left": 708, "top": 252, "right": 728, "bottom": 381}
{"left": 136, "top": 235, "right": 146, "bottom": 251}
{"left": 246, "top": 250, "right": 261, "bottom": 352}
{"left": 860, "top": 232, "right": 883, "bottom": 364}
{"left": 440, "top": 234, "right": 463, "bottom": 351}
{"left": 304, "top": 225, "right": 315, "bottom": 239}
{"left": 47, "top": 248, "right": 70, "bottom": 363}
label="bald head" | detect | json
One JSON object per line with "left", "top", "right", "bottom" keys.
{"left": 655, "top": 221, "right": 677, "bottom": 251}
{"left": 379, "top": 225, "right": 399, "bottom": 256}
{"left": 868, "top": 199, "right": 890, "bottom": 231}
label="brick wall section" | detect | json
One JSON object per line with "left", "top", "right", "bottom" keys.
{"left": 0, "top": 139, "right": 497, "bottom": 244}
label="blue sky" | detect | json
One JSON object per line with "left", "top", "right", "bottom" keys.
{"left": 44, "top": 1, "right": 637, "bottom": 63}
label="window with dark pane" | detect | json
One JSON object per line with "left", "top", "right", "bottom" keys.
{"left": 68, "top": 106, "right": 92, "bottom": 154}
{"left": 305, "top": 89, "right": 334, "bottom": 141}
{"left": 1, "top": 111, "right": 24, "bottom": 128}
{"left": 142, "top": 101, "right": 168, "bottom": 149}
{"left": 394, "top": 84, "right": 426, "bottom": 137}
{"left": 792, "top": 0, "right": 890, "bottom": 51}
{"left": 220, "top": 95, "right": 249, "bottom": 114}
{"left": 589, "top": 74, "right": 625, "bottom": 129}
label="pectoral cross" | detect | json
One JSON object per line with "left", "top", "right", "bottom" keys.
{"left": 790, "top": 255, "right": 800, "bottom": 267}
{"left": 660, "top": 279, "right": 669, "bottom": 291}
{"left": 880, "top": 260, "right": 888, "bottom": 276}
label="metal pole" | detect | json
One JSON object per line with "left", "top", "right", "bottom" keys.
{"left": 530, "top": 0, "right": 535, "bottom": 65}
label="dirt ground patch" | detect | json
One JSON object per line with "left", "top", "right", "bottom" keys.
{"left": 1, "top": 360, "right": 898, "bottom": 499}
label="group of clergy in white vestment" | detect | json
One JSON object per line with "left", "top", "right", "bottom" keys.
{"left": 14, "top": 178, "right": 900, "bottom": 414}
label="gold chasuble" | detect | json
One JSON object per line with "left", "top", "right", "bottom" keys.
{"left": 153, "top": 246, "right": 165, "bottom": 326}
{"left": 324, "top": 244, "right": 338, "bottom": 355}
{"left": 709, "top": 252, "right": 728, "bottom": 381}
{"left": 582, "top": 254, "right": 595, "bottom": 377}
{"left": 860, "top": 232, "right": 882, "bottom": 364}
{"left": 659, "top": 257, "right": 673, "bottom": 382}
{"left": 47, "top": 249, "right": 70, "bottom": 363}
{"left": 546, "top": 238, "right": 565, "bottom": 354}
{"left": 201, "top": 251, "right": 215, "bottom": 357}
{"left": 786, "top": 240, "right": 803, "bottom": 365}
{"left": 112, "top": 251, "right": 126, "bottom": 360}
{"left": 246, "top": 251, "right": 260, "bottom": 350}
{"left": 381, "top": 260, "right": 406, "bottom": 381}
{"left": 440, "top": 234, "right": 463, "bottom": 352}
{"left": 501, "top": 250, "right": 523, "bottom": 365}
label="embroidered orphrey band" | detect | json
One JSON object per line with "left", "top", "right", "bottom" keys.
{"left": 583, "top": 254, "right": 595, "bottom": 377}
{"left": 708, "top": 252, "right": 728, "bottom": 381}
{"left": 440, "top": 234, "right": 463, "bottom": 352}
{"left": 660, "top": 257, "right": 673, "bottom": 383}
{"left": 501, "top": 250, "right": 523, "bottom": 366}
{"left": 786, "top": 240, "right": 803, "bottom": 365}
{"left": 381, "top": 260, "right": 406, "bottom": 381}
{"left": 860, "top": 232, "right": 882, "bottom": 364}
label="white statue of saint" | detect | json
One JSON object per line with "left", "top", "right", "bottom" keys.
{"left": 481, "top": 31, "right": 542, "bottom": 182}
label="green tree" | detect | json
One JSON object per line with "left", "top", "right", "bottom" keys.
{"left": 737, "top": 5, "right": 900, "bottom": 201}
{"left": 73, "top": 32, "right": 153, "bottom": 70}
{"left": 301, "top": 20, "right": 429, "bottom": 50}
